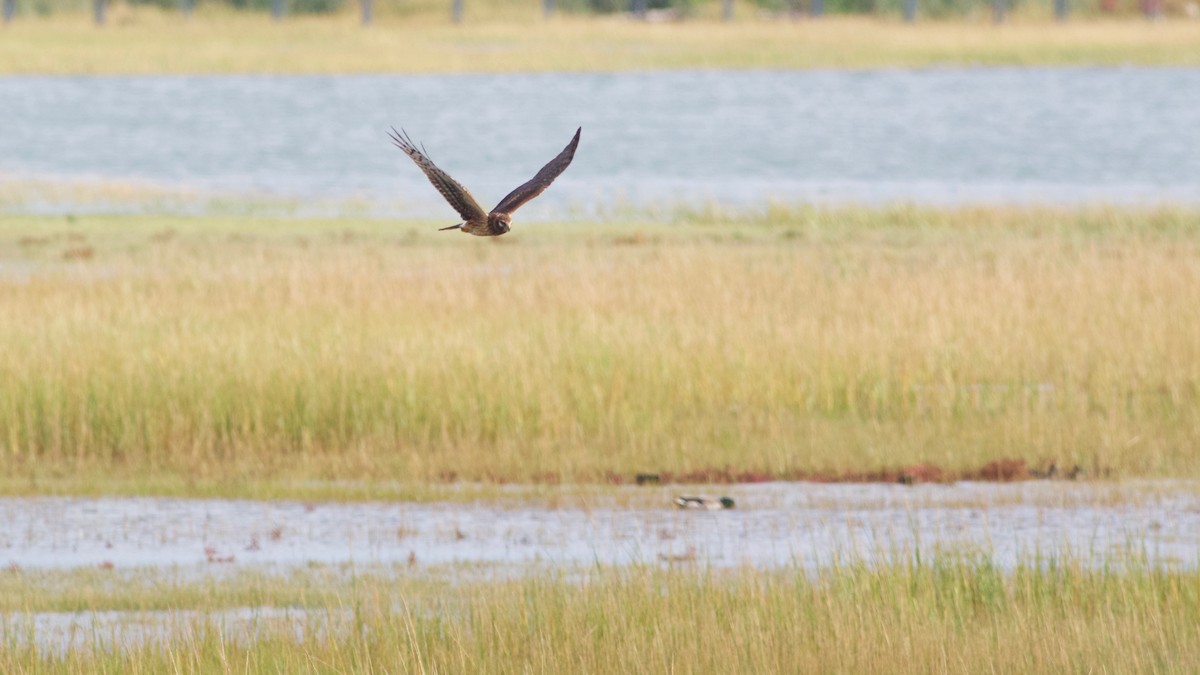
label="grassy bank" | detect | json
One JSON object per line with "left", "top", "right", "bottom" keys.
{"left": 2, "top": 13, "right": 1200, "bottom": 74}
{"left": 0, "top": 207, "right": 1197, "bottom": 494}
{"left": 3, "top": 558, "right": 1199, "bottom": 672}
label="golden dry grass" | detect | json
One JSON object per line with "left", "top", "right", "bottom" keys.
{"left": 3, "top": 559, "right": 1199, "bottom": 673}
{"left": 2, "top": 10, "right": 1199, "bottom": 74}
{"left": 1, "top": 206, "right": 1198, "bottom": 493}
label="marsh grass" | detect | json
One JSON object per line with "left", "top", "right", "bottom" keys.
{"left": 0, "top": 177, "right": 370, "bottom": 220}
{"left": 2, "top": 13, "right": 1200, "bottom": 74}
{"left": 1, "top": 206, "right": 1198, "bottom": 493}
{"left": 3, "top": 557, "right": 1199, "bottom": 673}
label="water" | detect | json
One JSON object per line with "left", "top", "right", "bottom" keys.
{"left": 4, "top": 482, "right": 1197, "bottom": 654}
{"left": 2, "top": 481, "right": 1197, "bottom": 573}
{"left": 2, "top": 607, "right": 349, "bottom": 655}
{"left": 2, "top": 68, "right": 1199, "bottom": 217}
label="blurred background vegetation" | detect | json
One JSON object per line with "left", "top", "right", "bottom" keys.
{"left": 7, "top": 0, "right": 1196, "bottom": 20}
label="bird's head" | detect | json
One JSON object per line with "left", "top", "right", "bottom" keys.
{"left": 495, "top": 213, "right": 512, "bottom": 234}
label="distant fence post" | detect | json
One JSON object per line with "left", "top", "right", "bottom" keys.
{"left": 631, "top": 0, "right": 645, "bottom": 18}
{"left": 722, "top": 0, "right": 732, "bottom": 19}
{"left": 991, "top": 0, "right": 1004, "bottom": 22}
{"left": 179, "top": 0, "right": 194, "bottom": 17}
{"left": 271, "top": 0, "right": 283, "bottom": 20}
{"left": 3, "top": 0, "right": 15, "bottom": 23}
{"left": 360, "top": 0, "right": 371, "bottom": 24}
{"left": 1054, "top": 0, "right": 1067, "bottom": 19}
{"left": 451, "top": 0, "right": 463, "bottom": 22}
{"left": 810, "top": 0, "right": 823, "bottom": 15}
{"left": 93, "top": 0, "right": 105, "bottom": 24}
{"left": 543, "top": 0, "right": 553, "bottom": 18}
{"left": 902, "top": 0, "right": 915, "bottom": 21}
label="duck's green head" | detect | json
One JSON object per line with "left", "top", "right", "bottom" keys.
{"left": 719, "top": 497, "right": 736, "bottom": 509}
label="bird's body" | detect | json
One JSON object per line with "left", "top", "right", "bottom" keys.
{"left": 441, "top": 212, "right": 512, "bottom": 237}
{"left": 674, "top": 496, "right": 736, "bottom": 510}
{"left": 389, "top": 127, "right": 581, "bottom": 237}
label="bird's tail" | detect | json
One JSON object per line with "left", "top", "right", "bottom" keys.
{"left": 439, "top": 224, "right": 463, "bottom": 232}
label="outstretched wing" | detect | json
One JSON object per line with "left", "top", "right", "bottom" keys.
{"left": 388, "top": 128, "right": 487, "bottom": 222}
{"left": 490, "top": 127, "right": 581, "bottom": 216}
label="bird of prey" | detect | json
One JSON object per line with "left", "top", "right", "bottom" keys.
{"left": 388, "top": 127, "right": 581, "bottom": 237}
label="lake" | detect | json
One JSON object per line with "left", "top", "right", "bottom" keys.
{"left": 1, "top": 68, "right": 1198, "bottom": 217}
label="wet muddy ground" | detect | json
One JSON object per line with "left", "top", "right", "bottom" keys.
{"left": 3, "top": 480, "right": 1198, "bottom": 654}
{"left": 3, "top": 481, "right": 1197, "bottom": 574}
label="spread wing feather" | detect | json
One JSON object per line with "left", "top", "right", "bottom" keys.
{"left": 490, "top": 127, "right": 581, "bottom": 216}
{"left": 388, "top": 128, "right": 487, "bottom": 223}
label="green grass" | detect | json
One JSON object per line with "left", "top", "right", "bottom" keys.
{"left": 3, "top": 557, "right": 1199, "bottom": 673}
{"left": 3, "top": 11, "right": 1200, "bottom": 74}
{"left": 1, "top": 206, "right": 1198, "bottom": 495}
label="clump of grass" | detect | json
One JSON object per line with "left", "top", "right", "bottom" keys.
{"left": 3, "top": 557, "right": 1199, "bottom": 672}
{"left": 1, "top": 207, "right": 1199, "bottom": 492}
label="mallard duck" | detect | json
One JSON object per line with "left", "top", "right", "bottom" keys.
{"left": 674, "top": 496, "right": 735, "bottom": 510}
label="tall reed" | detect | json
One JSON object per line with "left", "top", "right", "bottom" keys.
{"left": 1, "top": 207, "right": 1198, "bottom": 488}
{"left": 4, "top": 557, "right": 1199, "bottom": 673}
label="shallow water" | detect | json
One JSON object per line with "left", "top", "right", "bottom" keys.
{"left": 4, "top": 481, "right": 1198, "bottom": 655}
{"left": 1, "top": 606, "right": 351, "bottom": 655}
{"left": 2, "top": 69, "right": 1199, "bottom": 216}
{"left": 2, "top": 481, "right": 1197, "bottom": 573}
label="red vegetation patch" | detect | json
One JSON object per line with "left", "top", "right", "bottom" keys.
{"left": 609, "top": 458, "right": 1062, "bottom": 486}
{"left": 897, "top": 464, "right": 946, "bottom": 485}
{"left": 429, "top": 458, "right": 1075, "bottom": 486}
{"left": 967, "top": 459, "right": 1031, "bottom": 482}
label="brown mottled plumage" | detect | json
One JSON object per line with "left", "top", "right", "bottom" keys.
{"left": 388, "top": 127, "right": 581, "bottom": 237}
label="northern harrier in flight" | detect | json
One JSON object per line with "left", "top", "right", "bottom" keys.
{"left": 389, "top": 127, "right": 581, "bottom": 237}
